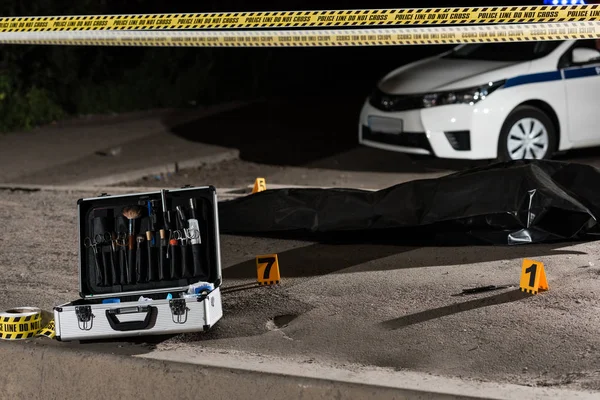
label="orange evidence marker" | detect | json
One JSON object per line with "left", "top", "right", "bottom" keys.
{"left": 256, "top": 254, "right": 280, "bottom": 286}
{"left": 252, "top": 177, "right": 266, "bottom": 193}
{"left": 519, "top": 258, "right": 549, "bottom": 295}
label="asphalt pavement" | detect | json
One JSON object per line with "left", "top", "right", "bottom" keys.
{"left": 3, "top": 100, "right": 600, "bottom": 398}
{"left": 1, "top": 187, "right": 600, "bottom": 397}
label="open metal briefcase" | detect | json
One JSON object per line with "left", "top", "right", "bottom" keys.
{"left": 54, "top": 186, "right": 223, "bottom": 341}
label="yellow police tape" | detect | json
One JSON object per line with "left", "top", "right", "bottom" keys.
{"left": 0, "top": 5, "right": 599, "bottom": 32}
{"left": 0, "top": 307, "right": 55, "bottom": 340}
{"left": 1, "top": 22, "right": 598, "bottom": 47}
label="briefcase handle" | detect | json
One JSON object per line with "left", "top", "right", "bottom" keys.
{"left": 105, "top": 305, "right": 157, "bottom": 331}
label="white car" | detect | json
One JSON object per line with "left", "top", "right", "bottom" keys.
{"left": 359, "top": 39, "right": 600, "bottom": 161}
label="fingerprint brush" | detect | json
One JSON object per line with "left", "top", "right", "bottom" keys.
{"left": 122, "top": 205, "right": 143, "bottom": 249}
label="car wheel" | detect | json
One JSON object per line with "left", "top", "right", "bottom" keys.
{"left": 496, "top": 105, "right": 557, "bottom": 162}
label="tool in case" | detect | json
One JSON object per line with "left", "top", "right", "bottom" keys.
{"left": 54, "top": 186, "right": 223, "bottom": 341}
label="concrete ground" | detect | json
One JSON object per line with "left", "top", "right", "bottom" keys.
{"left": 1, "top": 187, "right": 600, "bottom": 396}
{"left": 6, "top": 341, "right": 597, "bottom": 400}
{"left": 0, "top": 103, "right": 243, "bottom": 186}
{"left": 3, "top": 99, "right": 600, "bottom": 398}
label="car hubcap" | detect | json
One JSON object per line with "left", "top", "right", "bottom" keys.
{"left": 507, "top": 117, "right": 549, "bottom": 160}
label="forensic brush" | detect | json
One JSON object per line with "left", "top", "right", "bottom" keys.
{"left": 122, "top": 205, "right": 143, "bottom": 242}
{"left": 122, "top": 205, "right": 143, "bottom": 283}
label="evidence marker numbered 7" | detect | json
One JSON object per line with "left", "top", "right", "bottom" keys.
{"left": 256, "top": 254, "right": 281, "bottom": 286}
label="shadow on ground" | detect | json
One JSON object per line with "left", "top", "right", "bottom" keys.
{"left": 380, "top": 289, "right": 530, "bottom": 330}
{"left": 168, "top": 97, "right": 361, "bottom": 166}
{"left": 49, "top": 333, "right": 176, "bottom": 356}
{"left": 166, "top": 97, "right": 600, "bottom": 175}
{"left": 554, "top": 146, "right": 600, "bottom": 167}
{"left": 166, "top": 98, "right": 488, "bottom": 173}
{"left": 192, "top": 240, "right": 583, "bottom": 343}
{"left": 56, "top": 242, "right": 586, "bottom": 348}
{"left": 222, "top": 241, "right": 586, "bottom": 280}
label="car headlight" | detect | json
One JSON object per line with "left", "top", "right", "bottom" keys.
{"left": 422, "top": 80, "right": 505, "bottom": 108}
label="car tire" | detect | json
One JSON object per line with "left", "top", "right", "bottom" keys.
{"left": 496, "top": 105, "right": 557, "bottom": 162}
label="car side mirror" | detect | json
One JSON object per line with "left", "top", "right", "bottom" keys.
{"left": 572, "top": 48, "right": 600, "bottom": 65}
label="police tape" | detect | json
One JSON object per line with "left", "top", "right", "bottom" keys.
{"left": 0, "top": 22, "right": 598, "bottom": 47}
{"left": 0, "top": 307, "right": 55, "bottom": 340}
{"left": 1, "top": 5, "right": 600, "bottom": 32}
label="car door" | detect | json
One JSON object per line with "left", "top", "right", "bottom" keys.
{"left": 560, "top": 40, "right": 600, "bottom": 145}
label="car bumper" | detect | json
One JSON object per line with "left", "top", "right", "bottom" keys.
{"left": 358, "top": 101, "right": 497, "bottom": 160}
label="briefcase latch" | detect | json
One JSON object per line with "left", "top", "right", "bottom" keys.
{"left": 75, "top": 305, "right": 94, "bottom": 331}
{"left": 169, "top": 299, "right": 189, "bottom": 324}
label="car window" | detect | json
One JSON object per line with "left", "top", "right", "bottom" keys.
{"left": 444, "top": 41, "right": 564, "bottom": 62}
{"left": 557, "top": 39, "right": 600, "bottom": 68}
{"left": 569, "top": 39, "right": 600, "bottom": 52}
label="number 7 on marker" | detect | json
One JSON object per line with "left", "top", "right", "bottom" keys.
{"left": 258, "top": 257, "right": 275, "bottom": 280}
{"left": 256, "top": 254, "right": 281, "bottom": 285}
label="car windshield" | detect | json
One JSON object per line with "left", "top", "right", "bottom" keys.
{"left": 444, "top": 41, "right": 564, "bottom": 62}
